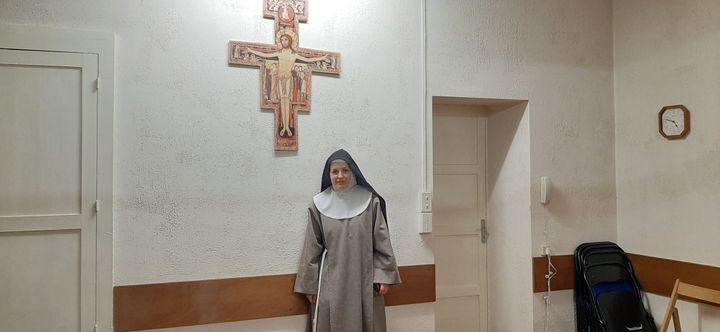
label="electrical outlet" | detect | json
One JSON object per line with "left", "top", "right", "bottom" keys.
{"left": 419, "top": 213, "right": 432, "bottom": 234}
{"left": 542, "top": 246, "right": 552, "bottom": 256}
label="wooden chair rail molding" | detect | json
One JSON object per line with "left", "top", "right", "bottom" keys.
{"left": 115, "top": 254, "right": 720, "bottom": 331}
{"left": 532, "top": 253, "right": 720, "bottom": 304}
{"left": 114, "top": 264, "right": 434, "bottom": 332}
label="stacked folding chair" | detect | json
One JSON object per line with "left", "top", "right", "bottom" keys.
{"left": 574, "top": 242, "right": 657, "bottom": 332}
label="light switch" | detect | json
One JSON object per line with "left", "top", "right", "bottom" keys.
{"left": 420, "top": 192, "right": 432, "bottom": 212}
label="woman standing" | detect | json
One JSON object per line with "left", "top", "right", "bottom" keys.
{"left": 295, "top": 149, "right": 401, "bottom": 332}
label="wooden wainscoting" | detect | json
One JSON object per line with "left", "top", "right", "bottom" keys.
{"left": 532, "top": 253, "right": 720, "bottom": 303}
{"left": 627, "top": 254, "right": 720, "bottom": 299}
{"left": 114, "top": 264, "right": 435, "bottom": 332}
{"left": 532, "top": 254, "right": 575, "bottom": 293}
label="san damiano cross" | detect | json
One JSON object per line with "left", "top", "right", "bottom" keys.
{"left": 229, "top": 0, "right": 341, "bottom": 151}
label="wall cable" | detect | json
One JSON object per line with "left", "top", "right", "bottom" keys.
{"left": 542, "top": 201, "right": 555, "bottom": 332}
{"left": 544, "top": 252, "right": 557, "bottom": 332}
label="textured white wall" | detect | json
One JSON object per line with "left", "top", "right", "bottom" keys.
{"left": 614, "top": 0, "right": 720, "bottom": 330}
{"left": 426, "top": 0, "right": 616, "bottom": 252}
{"left": 644, "top": 293, "right": 720, "bottom": 332}
{"left": 614, "top": 0, "right": 720, "bottom": 268}
{"left": 0, "top": 0, "right": 430, "bottom": 329}
{"left": 1, "top": 0, "right": 621, "bottom": 330}
{"left": 0, "top": 0, "right": 428, "bottom": 284}
{"left": 486, "top": 103, "right": 532, "bottom": 331}
{"left": 532, "top": 291, "right": 574, "bottom": 332}
{"left": 426, "top": 0, "right": 615, "bottom": 331}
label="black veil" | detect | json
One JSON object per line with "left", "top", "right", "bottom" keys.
{"left": 320, "top": 149, "right": 388, "bottom": 223}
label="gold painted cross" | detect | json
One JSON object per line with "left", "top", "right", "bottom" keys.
{"left": 229, "top": 0, "right": 341, "bottom": 151}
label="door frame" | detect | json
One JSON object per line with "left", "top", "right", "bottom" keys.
{"left": 431, "top": 104, "right": 489, "bottom": 332}
{"left": 1, "top": 24, "right": 115, "bottom": 331}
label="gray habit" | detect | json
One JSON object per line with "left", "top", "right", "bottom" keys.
{"left": 294, "top": 197, "right": 401, "bottom": 332}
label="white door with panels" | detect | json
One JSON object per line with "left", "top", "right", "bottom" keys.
{"left": 433, "top": 105, "right": 488, "bottom": 332}
{"left": 0, "top": 49, "right": 98, "bottom": 332}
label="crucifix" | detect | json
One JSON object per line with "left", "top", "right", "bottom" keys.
{"left": 229, "top": 0, "right": 341, "bottom": 151}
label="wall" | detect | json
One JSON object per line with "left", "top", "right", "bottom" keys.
{"left": 486, "top": 102, "right": 532, "bottom": 331}
{"left": 1, "top": 0, "right": 621, "bottom": 330}
{"left": 0, "top": 0, "right": 429, "bottom": 279}
{"left": 426, "top": 0, "right": 616, "bottom": 330}
{"left": 614, "top": 0, "right": 720, "bottom": 330}
{"left": 7, "top": 0, "right": 716, "bottom": 330}
{"left": 0, "top": 0, "right": 431, "bottom": 329}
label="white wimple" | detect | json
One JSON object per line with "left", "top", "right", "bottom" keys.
{"left": 313, "top": 185, "right": 372, "bottom": 220}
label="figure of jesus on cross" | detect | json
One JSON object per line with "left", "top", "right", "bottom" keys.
{"left": 229, "top": 0, "right": 341, "bottom": 151}
{"left": 246, "top": 29, "right": 328, "bottom": 138}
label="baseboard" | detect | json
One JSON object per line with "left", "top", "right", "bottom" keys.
{"left": 114, "top": 264, "right": 435, "bottom": 332}
{"left": 532, "top": 253, "right": 720, "bottom": 303}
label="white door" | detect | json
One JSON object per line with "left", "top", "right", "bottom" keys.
{"left": 433, "top": 105, "right": 488, "bottom": 332}
{"left": 0, "top": 49, "right": 98, "bottom": 332}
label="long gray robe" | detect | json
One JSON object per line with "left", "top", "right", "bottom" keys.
{"left": 294, "top": 196, "right": 401, "bottom": 332}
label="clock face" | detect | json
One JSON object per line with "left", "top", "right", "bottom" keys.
{"left": 659, "top": 105, "right": 690, "bottom": 139}
{"left": 662, "top": 108, "right": 684, "bottom": 135}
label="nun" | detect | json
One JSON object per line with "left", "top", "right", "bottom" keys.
{"left": 294, "top": 149, "right": 401, "bottom": 332}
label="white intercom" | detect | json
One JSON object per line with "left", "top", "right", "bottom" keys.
{"left": 540, "top": 176, "right": 551, "bottom": 205}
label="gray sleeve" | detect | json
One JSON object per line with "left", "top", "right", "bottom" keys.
{"left": 294, "top": 206, "right": 325, "bottom": 294}
{"left": 372, "top": 200, "right": 401, "bottom": 285}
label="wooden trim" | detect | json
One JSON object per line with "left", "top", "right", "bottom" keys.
{"left": 532, "top": 255, "right": 575, "bottom": 293}
{"left": 384, "top": 265, "right": 436, "bottom": 306}
{"left": 627, "top": 254, "right": 720, "bottom": 299}
{"left": 115, "top": 252, "right": 720, "bottom": 331}
{"left": 532, "top": 254, "right": 720, "bottom": 306}
{"left": 114, "top": 264, "right": 434, "bottom": 332}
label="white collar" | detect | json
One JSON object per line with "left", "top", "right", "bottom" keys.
{"left": 313, "top": 185, "right": 372, "bottom": 219}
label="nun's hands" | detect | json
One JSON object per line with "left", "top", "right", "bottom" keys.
{"left": 378, "top": 284, "right": 390, "bottom": 296}
{"left": 306, "top": 294, "right": 317, "bottom": 304}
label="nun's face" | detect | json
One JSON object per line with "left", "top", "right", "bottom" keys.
{"left": 330, "top": 162, "right": 353, "bottom": 192}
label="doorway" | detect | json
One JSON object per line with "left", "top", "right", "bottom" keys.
{"left": 432, "top": 103, "right": 489, "bottom": 332}
{"left": 430, "top": 96, "right": 531, "bottom": 331}
{"left": 0, "top": 25, "right": 114, "bottom": 332}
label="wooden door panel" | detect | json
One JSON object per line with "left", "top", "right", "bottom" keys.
{"left": 0, "top": 56, "right": 83, "bottom": 217}
{"left": 433, "top": 113, "right": 479, "bottom": 165}
{"left": 0, "top": 49, "right": 97, "bottom": 332}
{"left": 433, "top": 106, "right": 488, "bottom": 332}
{"left": 435, "top": 235, "right": 482, "bottom": 298}
{"left": 436, "top": 296, "right": 481, "bottom": 331}
{"left": 0, "top": 230, "right": 81, "bottom": 331}
{"left": 433, "top": 173, "right": 479, "bottom": 235}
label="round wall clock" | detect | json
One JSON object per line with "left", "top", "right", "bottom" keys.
{"left": 659, "top": 105, "right": 690, "bottom": 140}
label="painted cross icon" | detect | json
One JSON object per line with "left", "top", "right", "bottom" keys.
{"left": 229, "top": 0, "right": 341, "bottom": 151}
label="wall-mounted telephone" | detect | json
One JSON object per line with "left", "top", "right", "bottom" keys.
{"left": 540, "top": 176, "right": 551, "bottom": 205}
